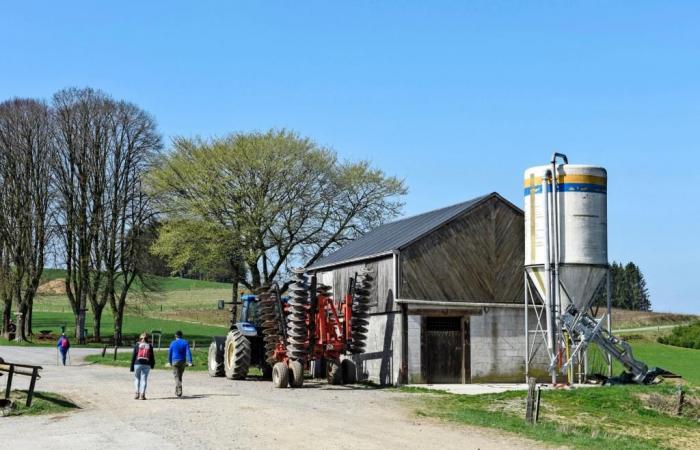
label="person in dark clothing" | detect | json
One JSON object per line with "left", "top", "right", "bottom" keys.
{"left": 57, "top": 333, "right": 70, "bottom": 365}
{"left": 167, "top": 330, "right": 193, "bottom": 397}
{"left": 130, "top": 332, "right": 156, "bottom": 400}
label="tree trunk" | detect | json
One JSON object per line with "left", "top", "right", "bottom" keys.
{"left": 2, "top": 304, "right": 10, "bottom": 339}
{"left": 26, "top": 302, "right": 33, "bottom": 337}
{"left": 15, "top": 305, "right": 28, "bottom": 342}
{"left": 92, "top": 305, "right": 103, "bottom": 343}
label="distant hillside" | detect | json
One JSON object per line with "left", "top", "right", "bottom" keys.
{"left": 39, "top": 268, "right": 232, "bottom": 293}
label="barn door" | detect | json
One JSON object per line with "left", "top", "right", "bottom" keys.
{"left": 425, "top": 317, "right": 464, "bottom": 384}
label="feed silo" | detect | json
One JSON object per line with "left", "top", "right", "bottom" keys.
{"left": 523, "top": 153, "right": 609, "bottom": 381}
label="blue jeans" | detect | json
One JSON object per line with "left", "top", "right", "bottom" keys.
{"left": 134, "top": 364, "right": 151, "bottom": 394}
{"left": 60, "top": 349, "right": 68, "bottom": 365}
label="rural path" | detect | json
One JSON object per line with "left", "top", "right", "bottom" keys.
{"left": 0, "top": 346, "right": 546, "bottom": 450}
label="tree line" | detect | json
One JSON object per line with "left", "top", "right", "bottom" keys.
{"left": 0, "top": 87, "right": 407, "bottom": 343}
{"left": 593, "top": 261, "right": 651, "bottom": 311}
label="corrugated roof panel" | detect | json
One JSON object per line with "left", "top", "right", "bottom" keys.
{"left": 307, "top": 193, "right": 491, "bottom": 270}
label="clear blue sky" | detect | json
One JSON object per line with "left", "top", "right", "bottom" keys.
{"left": 2, "top": 1, "right": 698, "bottom": 313}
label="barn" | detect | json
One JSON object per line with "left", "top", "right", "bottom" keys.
{"left": 306, "top": 192, "right": 549, "bottom": 385}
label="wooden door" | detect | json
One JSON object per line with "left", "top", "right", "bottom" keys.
{"left": 425, "top": 317, "right": 464, "bottom": 384}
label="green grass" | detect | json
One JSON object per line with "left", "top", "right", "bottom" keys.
{"left": 587, "top": 338, "right": 700, "bottom": 385}
{"left": 403, "top": 383, "right": 699, "bottom": 450}
{"left": 0, "top": 310, "right": 227, "bottom": 346}
{"left": 84, "top": 348, "right": 211, "bottom": 371}
{"left": 84, "top": 348, "right": 264, "bottom": 376}
{"left": 4, "top": 390, "right": 79, "bottom": 416}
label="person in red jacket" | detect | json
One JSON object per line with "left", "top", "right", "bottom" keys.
{"left": 56, "top": 333, "right": 70, "bottom": 365}
{"left": 130, "top": 332, "right": 156, "bottom": 400}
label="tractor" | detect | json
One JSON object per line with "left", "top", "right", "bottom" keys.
{"left": 208, "top": 266, "right": 374, "bottom": 388}
{"left": 207, "top": 294, "right": 273, "bottom": 380}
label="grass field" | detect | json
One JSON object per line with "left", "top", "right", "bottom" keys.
{"left": 405, "top": 382, "right": 699, "bottom": 450}
{"left": 84, "top": 348, "right": 264, "bottom": 377}
{"left": 4, "top": 390, "right": 79, "bottom": 416}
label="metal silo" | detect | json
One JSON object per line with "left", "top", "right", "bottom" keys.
{"left": 523, "top": 153, "right": 609, "bottom": 383}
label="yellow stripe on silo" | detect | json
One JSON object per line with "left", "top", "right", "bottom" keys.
{"left": 523, "top": 174, "right": 606, "bottom": 188}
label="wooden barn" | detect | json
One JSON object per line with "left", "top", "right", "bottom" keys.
{"left": 306, "top": 192, "right": 549, "bottom": 385}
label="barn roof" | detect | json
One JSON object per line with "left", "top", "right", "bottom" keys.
{"left": 307, "top": 192, "right": 518, "bottom": 271}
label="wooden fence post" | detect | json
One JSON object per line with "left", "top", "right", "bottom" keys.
{"left": 676, "top": 385, "right": 684, "bottom": 416}
{"left": 525, "top": 377, "right": 537, "bottom": 424}
{"left": 113, "top": 346, "right": 118, "bottom": 361}
{"left": 5, "top": 365, "right": 14, "bottom": 399}
{"left": 26, "top": 368, "right": 38, "bottom": 407}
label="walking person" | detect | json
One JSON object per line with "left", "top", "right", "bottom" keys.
{"left": 167, "top": 330, "right": 192, "bottom": 397}
{"left": 56, "top": 333, "right": 70, "bottom": 366}
{"left": 130, "top": 332, "right": 156, "bottom": 400}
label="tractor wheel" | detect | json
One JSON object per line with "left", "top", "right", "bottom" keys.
{"left": 207, "top": 339, "right": 225, "bottom": 377}
{"left": 224, "top": 329, "right": 251, "bottom": 380}
{"left": 289, "top": 360, "right": 304, "bottom": 388}
{"left": 272, "top": 362, "right": 289, "bottom": 388}
{"left": 341, "top": 358, "right": 357, "bottom": 384}
{"left": 327, "top": 359, "right": 343, "bottom": 385}
{"left": 261, "top": 362, "right": 273, "bottom": 380}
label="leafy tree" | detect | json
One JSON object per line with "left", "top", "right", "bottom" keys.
{"left": 148, "top": 129, "right": 406, "bottom": 295}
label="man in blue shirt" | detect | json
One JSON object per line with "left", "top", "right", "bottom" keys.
{"left": 168, "top": 330, "right": 193, "bottom": 397}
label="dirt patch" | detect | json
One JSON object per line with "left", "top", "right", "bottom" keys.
{"left": 37, "top": 279, "right": 67, "bottom": 295}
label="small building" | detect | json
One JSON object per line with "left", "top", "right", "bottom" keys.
{"left": 306, "top": 192, "right": 548, "bottom": 384}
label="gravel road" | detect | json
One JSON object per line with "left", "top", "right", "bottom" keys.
{"left": 0, "top": 346, "right": 544, "bottom": 449}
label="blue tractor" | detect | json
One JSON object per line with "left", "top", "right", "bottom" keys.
{"left": 208, "top": 294, "right": 273, "bottom": 379}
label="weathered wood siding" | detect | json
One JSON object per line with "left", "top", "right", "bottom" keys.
{"left": 400, "top": 196, "right": 523, "bottom": 303}
{"left": 314, "top": 256, "right": 395, "bottom": 313}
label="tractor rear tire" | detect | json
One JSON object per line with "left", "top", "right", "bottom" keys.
{"left": 341, "top": 358, "right": 357, "bottom": 384}
{"left": 272, "top": 362, "right": 289, "bottom": 388}
{"left": 327, "top": 359, "right": 343, "bottom": 385}
{"left": 289, "top": 360, "right": 304, "bottom": 388}
{"left": 224, "top": 330, "right": 251, "bottom": 380}
{"left": 207, "top": 338, "right": 225, "bottom": 377}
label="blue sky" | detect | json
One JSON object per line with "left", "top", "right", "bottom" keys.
{"left": 1, "top": 1, "right": 698, "bottom": 313}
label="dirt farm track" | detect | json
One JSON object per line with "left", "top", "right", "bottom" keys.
{"left": 0, "top": 346, "right": 543, "bottom": 450}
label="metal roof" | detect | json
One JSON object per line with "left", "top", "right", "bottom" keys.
{"left": 307, "top": 193, "right": 501, "bottom": 271}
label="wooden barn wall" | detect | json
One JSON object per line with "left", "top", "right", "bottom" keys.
{"left": 400, "top": 197, "right": 524, "bottom": 303}
{"left": 315, "top": 256, "right": 395, "bottom": 314}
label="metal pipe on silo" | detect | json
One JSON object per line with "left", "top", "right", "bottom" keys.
{"left": 542, "top": 172, "right": 555, "bottom": 360}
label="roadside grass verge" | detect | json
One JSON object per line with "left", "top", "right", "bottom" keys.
{"left": 403, "top": 383, "right": 699, "bottom": 450}
{"left": 84, "top": 349, "right": 264, "bottom": 377}
{"left": 4, "top": 390, "right": 79, "bottom": 416}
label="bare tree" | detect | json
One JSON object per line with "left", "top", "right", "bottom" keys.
{"left": 106, "top": 101, "right": 161, "bottom": 345}
{"left": 0, "top": 99, "right": 55, "bottom": 341}
{"left": 53, "top": 88, "right": 161, "bottom": 343}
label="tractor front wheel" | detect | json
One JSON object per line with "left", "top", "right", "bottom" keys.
{"left": 207, "top": 338, "right": 225, "bottom": 377}
{"left": 272, "top": 362, "right": 289, "bottom": 388}
{"left": 224, "top": 330, "right": 251, "bottom": 380}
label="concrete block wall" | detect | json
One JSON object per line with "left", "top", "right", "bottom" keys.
{"left": 469, "top": 307, "right": 549, "bottom": 382}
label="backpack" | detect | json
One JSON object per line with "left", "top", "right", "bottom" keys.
{"left": 136, "top": 343, "right": 152, "bottom": 360}
{"left": 60, "top": 337, "right": 69, "bottom": 349}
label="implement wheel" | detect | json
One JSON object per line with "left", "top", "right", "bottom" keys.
{"left": 207, "top": 338, "right": 225, "bottom": 377}
{"left": 272, "top": 362, "right": 289, "bottom": 388}
{"left": 289, "top": 360, "right": 304, "bottom": 388}
{"left": 224, "top": 330, "right": 251, "bottom": 380}
{"left": 327, "top": 359, "right": 343, "bottom": 385}
{"left": 341, "top": 358, "right": 356, "bottom": 384}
